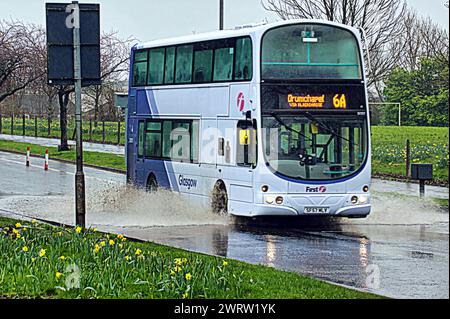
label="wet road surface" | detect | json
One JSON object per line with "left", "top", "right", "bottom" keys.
{"left": 0, "top": 134, "right": 125, "bottom": 155}
{"left": 0, "top": 151, "right": 448, "bottom": 299}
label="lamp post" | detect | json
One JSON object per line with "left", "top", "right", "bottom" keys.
{"left": 219, "top": 0, "right": 224, "bottom": 30}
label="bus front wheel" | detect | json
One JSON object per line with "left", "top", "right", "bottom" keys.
{"left": 146, "top": 175, "right": 158, "bottom": 193}
{"left": 211, "top": 181, "right": 228, "bottom": 216}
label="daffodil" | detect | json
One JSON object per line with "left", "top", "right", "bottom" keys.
{"left": 174, "top": 266, "right": 182, "bottom": 273}
{"left": 175, "top": 258, "right": 182, "bottom": 266}
{"left": 100, "top": 241, "right": 106, "bottom": 247}
{"left": 39, "top": 249, "right": 46, "bottom": 257}
{"left": 59, "top": 256, "right": 66, "bottom": 261}
{"left": 135, "top": 249, "right": 142, "bottom": 256}
{"left": 109, "top": 239, "right": 115, "bottom": 246}
{"left": 31, "top": 219, "right": 38, "bottom": 224}
{"left": 170, "top": 270, "right": 176, "bottom": 276}
{"left": 55, "top": 272, "right": 62, "bottom": 280}
{"left": 124, "top": 255, "right": 130, "bottom": 261}
{"left": 117, "top": 234, "right": 124, "bottom": 240}
{"left": 22, "top": 246, "right": 29, "bottom": 253}
{"left": 185, "top": 273, "right": 192, "bottom": 281}
{"left": 75, "top": 226, "right": 82, "bottom": 234}
{"left": 223, "top": 261, "right": 229, "bottom": 267}
{"left": 15, "top": 223, "right": 21, "bottom": 228}
{"left": 12, "top": 228, "right": 19, "bottom": 235}
{"left": 182, "top": 293, "right": 189, "bottom": 299}
{"left": 94, "top": 244, "right": 101, "bottom": 253}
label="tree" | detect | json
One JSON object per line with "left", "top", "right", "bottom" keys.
{"left": 83, "top": 31, "right": 133, "bottom": 125}
{"left": 0, "top": 21, "right": 45, "bottom": 104}
{"left": 261, "top": 0, "right": 407, "bottom": 99}
{"left": 383, "top": 57, "right": 449, "bottom": 126}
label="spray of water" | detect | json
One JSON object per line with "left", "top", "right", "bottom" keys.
{"left": 345, "top": 191, "right": 449, "bottom": 226}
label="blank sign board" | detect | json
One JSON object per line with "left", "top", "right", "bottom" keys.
{"left": 46, "top": 3, "right": 101, "bottom": 86}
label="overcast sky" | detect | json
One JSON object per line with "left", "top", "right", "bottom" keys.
{"left": 1, "top": 0, "right": 448, "bottom": 42}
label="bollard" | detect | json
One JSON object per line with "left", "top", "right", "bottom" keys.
{"left": 0, "top": 113, "right": 2, "bottom": 134}
{"left": 11, "top": 114, "right": 14, "bottom": 135}
{"left": 406, "top": 139, "right": 411, "bottom": 177}
{"left": 22, "top": 114, "right": 25, "bottom": 136}
{"left": 117, "top": 119, "right": 121, "bottom": 145}
{"left": 34, "top": 116, "right": 38, "bottom": 138}
{"left": 44, "top": 149, "right": 49, "bottom": 171}
{"left": 26, "top": 146, "right": 30, "bottom": 167}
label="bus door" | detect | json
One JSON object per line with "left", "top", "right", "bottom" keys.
{"left": 229, "top": 120, "right": 257, "bottom": 210}
{"left": 135, "top": 120, "right": 146, "bottom": 185}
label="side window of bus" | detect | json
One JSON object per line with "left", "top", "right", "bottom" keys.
{"left": 214, "top": 47, "right": 234, "bottom": 81}
{"left": 171, "top": 122, "right": 191, "bottom": 162}
{"left": 148, "top": 48, "right": 165, "bottom": 85}
{"left": 145, "top": 121, "right": 162, "bottom": 158}
{"left": 236, "top": 120, "right": 257, "bottom": 167}
{"left": 138, "top": 121, "right": 145, "bottom": 158}
{"left": 175, "top": 45, "right": 194, "bottom": 84}
{"left": 132, "top": 50, "right": 148, "bottom": 86}
{"left": 193, "top": 47, "right": 213, "bottom": 83}
{"left": 165, "top": 47, "right": 176, "bottom": 84}
{"left": 235, "top": 37, "right": 252, "bottom": 81}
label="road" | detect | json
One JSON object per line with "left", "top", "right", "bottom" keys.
{"left": 0, "top": 151, "right": 448, "bottom": 299}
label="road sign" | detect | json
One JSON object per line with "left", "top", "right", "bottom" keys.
{"left": 46, "top": 2, "right": 101, "bottom": 86}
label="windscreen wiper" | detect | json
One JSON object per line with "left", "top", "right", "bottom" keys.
{"left": 269, "top": 112, "right": 313, "bottom": 143}
{"left": 304, "top": 112, "right": 359, "bottom": 146}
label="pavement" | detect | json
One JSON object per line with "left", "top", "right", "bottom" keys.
{"left": 0, "top": 134, "right": 125, "bottom": 155}
{"left": 0, "top": 150, "right": 448, "bottom": 299}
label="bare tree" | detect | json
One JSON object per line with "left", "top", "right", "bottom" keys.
{"left": 261, "top": 0, "right": 407, "bottom": 99}
{"left": 0, "top": 20, "right": 45, "bottom": 104}
{"left": 84, "top": 31, "right": 134, "bottom": 125}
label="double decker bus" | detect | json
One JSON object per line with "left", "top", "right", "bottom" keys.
{"left": 126, "top": 19, "right": 371, "bottom": 218}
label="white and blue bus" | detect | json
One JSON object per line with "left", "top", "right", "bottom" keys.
{"left": 126, "top": 19, "right": 371, "bottom": 218}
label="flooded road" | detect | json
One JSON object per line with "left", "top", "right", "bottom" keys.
{"left": 0, "top": 151, "right": 448, "bottom": 299}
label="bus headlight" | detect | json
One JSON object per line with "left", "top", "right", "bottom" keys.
{"left": 261, "top": 185, "right": 269, "bottom": 193}
{"left": 265, "top": 196, "right": 275, "bottom": 204}
{"left": 351, "top": 196, "right": 359, "bottom": 205}
{"left": 275, "top": 196, "right": 284, "bottom": 205}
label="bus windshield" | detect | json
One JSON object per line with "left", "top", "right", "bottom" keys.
{"left": 262, "top": 24, "right": 362, "bottom": 80}
{"left": 262, "top": 113, "right": 368, "bottom": 181}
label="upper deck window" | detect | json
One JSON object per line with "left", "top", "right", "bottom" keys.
{"left": 262, "top": 24, "right": 362, "bottom": 80}
{"left": 131, "top": 36, "right": 253, "bottom": 87}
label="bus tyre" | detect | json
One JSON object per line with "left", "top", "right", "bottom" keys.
{"left": 212, "top": 181, "right": 228, "bottom": 216}
{"left": 146, "top": 175, "right": 158, "bottom": 193}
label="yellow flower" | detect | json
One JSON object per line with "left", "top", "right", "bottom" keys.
{"left": 100, "top": 241, "right": 106, "bottom": 247}
{"left": 22, "top": 246, "right": 29, "bottom": 252}
{"left": 57, "top": 232, "right": 63, "bottom": 236}
{"left": 182, "top": 258, "right": 188, "bottom": 264}
{"left": 170, "top": 270, "right": 176, "bottom": 276}
{"left": 135, "top": 249, "right": 142, "bottom": 256}
{"left": 223, "top": 261, "right": 229, "bottom": 267}
{"left": 182, "top": 293, "right": 189, "bottom": 299}
{"left": 16, "top": 233, "right": 21, "bottom": 239}
{"left": 109, "top": 239, "right": 115, "bottom": 246}
{"left": 117, "top": 234, "right": 124, "bottom": 240}
{"left": 185, "top": 273, "right": 192, "bottom": 281}
{"left": 175, "top": 258, "right": 182, "bottom": 266}
{"left": 118, "top": 243, "right": 123, "bottom": 249}
{"left": 93, "top": 228, "right": 98, "bottom": 232}
{"left": 124, "top": 255, "right": 130, "bottom": 261}
{"left": 23, "top": 227, "right": 27, "bottom": 231}
{"left": 39, "top": 249, "right": 46, "bottom": 257}
{"left": 59, "top": 256, "right": 65, "bottom": 261}
{"left": 75, "top": 226, "right": 82, "bottom": 234}
{"left": 55, "top": 272, "right": 62, "bottom": 280}
{"left": 174, "top": 266, "right": 182, "bottom": 273}
{"left": 31, "top": 219, "right": 38, "bottom": 224}
{"left": 15, "top": 223, "right": 21, "bottom": 228}
{"left": 12, "top": 228, "right": 19, "bottom": 234}
{"left": 94, "top": 244, "right": 101, "bottom": 253}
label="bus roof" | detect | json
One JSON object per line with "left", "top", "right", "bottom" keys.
{"left": 134, "top": 19, "right": 360, "bottom": 50}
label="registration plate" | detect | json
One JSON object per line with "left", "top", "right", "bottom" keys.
{"left": 304, "top": 207, "right": 330, "bottom": 214}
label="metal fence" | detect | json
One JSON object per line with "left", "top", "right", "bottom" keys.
{"left": 0, "top": 113, "right": 125, "bottom": 145}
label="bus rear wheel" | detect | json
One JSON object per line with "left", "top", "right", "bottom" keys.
{"left": 211, "top": 181, "right": 228, "bottom": 216}
{"left": 146, "top": 175, "right": 158, "bottom": 193}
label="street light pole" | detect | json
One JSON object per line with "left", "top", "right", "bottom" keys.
{"left": 72, "top": 1, "right": 86, "bottom": 227}
{"left": 219, "top": 0, "right": 224, "bottom": 30}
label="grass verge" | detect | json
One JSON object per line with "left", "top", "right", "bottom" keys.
{"left": 0, "top": 216, "right": 380, "bottom": 299}
{"left": 0, "top": 140, "right": 125, "bottom": 172}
